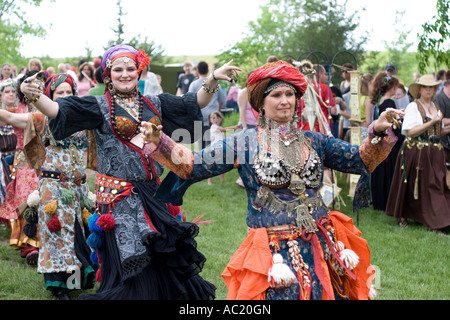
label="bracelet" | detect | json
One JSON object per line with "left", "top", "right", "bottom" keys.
{"left": 212, "top": 71, "right": 218, "bottom": 81}
{"left": 25, "top": 93, "right": 41, "bottom": 104}
{"left": 371, "top": 128, "right": 388, "bottom": 144}
{"left": 202, "top": 80, "right": 219, "bottom": 94}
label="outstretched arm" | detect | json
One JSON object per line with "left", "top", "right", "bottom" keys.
{"left": 0, "top": 109, "right": 29, "bottom": 129}
{"left": 19, "top": 73, "right": 59, "bottom": 118}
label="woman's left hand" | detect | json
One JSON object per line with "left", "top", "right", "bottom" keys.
{"left": 211, "top": 60, "right": 242, "bottom": 83}
{"left": 141, "top": 122, "right": 162, "bottom": 145}
{"left": 374, "top": 108, "right": 405, "bottom": 133}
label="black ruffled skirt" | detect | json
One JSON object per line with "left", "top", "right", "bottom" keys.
{"left": 79, "top": 180, "right": 215, "bottom": 300}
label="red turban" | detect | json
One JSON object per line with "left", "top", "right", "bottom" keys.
{"left": 247, "top": 60, "right": 308, "bottom": 112}
{"left": 45, "top": 73, "right": 77, "bottom": 100}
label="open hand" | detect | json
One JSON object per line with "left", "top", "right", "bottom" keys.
{"left": 212, "top": 60, "right": 242, "bottom": 83}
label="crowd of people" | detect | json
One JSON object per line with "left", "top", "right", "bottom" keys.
{"left": 0, "top": 46, "right": 448, "bottom": 301}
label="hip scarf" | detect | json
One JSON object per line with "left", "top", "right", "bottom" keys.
{"left": 223, "top": 211, "right": 373, "bottom": 300}
{"left": 92, "top": 173, "right": 215, "bottom": 298}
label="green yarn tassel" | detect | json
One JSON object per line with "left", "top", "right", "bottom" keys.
{"left": 81, "top": 194, "right": 93, "bottom": 210}
{"left": 60, "top": 188, "right": 75, "bottom": 205}
{"left": 23, "top": 206, "right": 38, "bottom": 224}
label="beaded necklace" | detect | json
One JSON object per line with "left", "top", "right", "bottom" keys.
{"left": 114, "top": 92, "right": 141, "bottom": 118}
{"left": 107, "top": 89, "right": 144, "bottom": 142}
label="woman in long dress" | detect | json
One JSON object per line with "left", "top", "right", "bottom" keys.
{"left": 0, "top": 72, "right": 40, "bottom": 265}
{"left": 141, "top": 60, "right": 404, "bottom": 300}
{"left": 19, "top": 44, "right": 241, "bottom": 300}
{"left": 386, "top": 75, "right": 450, "bottom": 231}
{"left": 2, "top": 73, "right": 97, "bottom": 299}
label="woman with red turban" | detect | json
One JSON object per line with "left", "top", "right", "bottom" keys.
{"left": 141, "top": 60, "right": 404, "bottom": 300}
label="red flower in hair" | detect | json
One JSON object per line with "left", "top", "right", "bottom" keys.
{"left": 136, "top": 49, "right": 151, "bottom": 73}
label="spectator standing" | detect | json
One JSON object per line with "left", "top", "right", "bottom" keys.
{"left": 433, "top": 69, "right": 450, "bottom": 177}
{"left": 1, "top": 63, "right": 13, "bottom": 81}
{"left": 225, "top": 84, "right": 239, "bottom": 111}
{"left": 339, "top": 63, "right": 353, "bottom": 95}
{"left": 176, "top": 62, "right": 196, "bottom": 96}
{"left": 28, "top": 59, "right": 42, "bottom": 72}
{"left": 87, "top": 67, "right": 106, "bottom": 96}
{"left": 77, "top": 62, "right": 96, "bottom": 97}
{"left": 189, "top": 61, "right": 225, "bottom": 149}
{"left": 207, "top": 111, "right": 240, "bottom": 185}
{"left": 314, "top": 64, "right": 336, "bottom": 134}
{"left": 369, "top": 71, "right": 402, "bottom": 211}
{"left": 385, "top": 63, "right": 396, "bottom": 77}
{"left": 141, "top": 66, "right": 162, "bottom": 96}
{"left": 386, "top": 75, "right": 450, "bottom": 232}
{"left": 393, "top": 83, "right": 410, "bottom": 110}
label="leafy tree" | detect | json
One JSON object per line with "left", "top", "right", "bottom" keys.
{"left": 215, "top": 0, "right": 367, "bottom": 80}
{"left": 104, "top": 0, "right": 165, "bottom": 64}
{"left": 129, "top": 35, "right": 165, "bottom": 64}
{"left": 416, "top": 0, "right": 450, "bottom": 73}
{"left": 105, "top": 0, "right": 126, "bottom": 48}
{"left": 0, "top": 0, "right": 51, "bottom": 65}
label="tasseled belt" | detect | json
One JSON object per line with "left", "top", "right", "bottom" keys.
{"left": 265, "top": 217, "right": 359, "bottom": 300}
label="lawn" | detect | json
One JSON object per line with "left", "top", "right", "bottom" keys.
{"left": 0, "top": 113, "right": 448, "bottom": 300}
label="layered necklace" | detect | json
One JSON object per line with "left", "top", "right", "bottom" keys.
{"left": 114, "top": 92, "right": 141, "bottom": 118}
{"left": 253, "top": 117, "right": 321, "bottom": 194}
{"left": 108, "top": 86, "right": 144, "bottom": 141}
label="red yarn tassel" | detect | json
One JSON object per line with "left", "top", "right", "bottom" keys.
{"left": 47, "top": 215, "right": 62, "bottom": 232}
{"left": 95, "top": 268, "right": 101, "bottom": 282}
{"left": 96, "top": 214, "right": 115, "bottom": 231}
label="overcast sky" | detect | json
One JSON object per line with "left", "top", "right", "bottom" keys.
{"left": 17, "top": 0, "right": 438, "bottom": 58}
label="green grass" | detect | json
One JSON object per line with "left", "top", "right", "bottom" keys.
{"left": 0, "top": 116, "right": 449, "bottom": 300}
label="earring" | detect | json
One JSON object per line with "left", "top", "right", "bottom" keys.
{"left": 108, "top": 82, "right": 116, "bottom": 96}
{"left": 291, "top": 104, "right": 299, "bottom": 128}
{"left": 257, "top": 108, "right": 266, "bottom": 127}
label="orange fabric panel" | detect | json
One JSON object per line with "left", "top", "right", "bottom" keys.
{"left": 329, "top": 211, "right": 373, "bottom": 300}
{"left": 222, "top": 228, "right": 273, "bottom": 300}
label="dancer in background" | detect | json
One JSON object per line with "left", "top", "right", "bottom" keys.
{"left": 0, "top": 71, "right": 40, "bottom": 265}
{"left": 18, "top": 72, "right": 97, "bottom": 299}
{"left": 386, "top": 75, "right": 450, "bottom": 232}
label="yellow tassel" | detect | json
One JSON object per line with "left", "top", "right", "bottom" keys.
{"left": 43, "top": 200, "right": 58, "bottom": 215}
{"left": 82, "top": 208, "right": 92, "bottom": 225}
{"left": 413, "top": 175, "right": 419, "bottom": 200}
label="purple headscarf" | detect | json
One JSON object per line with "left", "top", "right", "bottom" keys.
{"left": 101, "top": 44, "right": 139, "bottom": 71}
{"left": 101, "top": 44, "right": 150, "bottom": 85}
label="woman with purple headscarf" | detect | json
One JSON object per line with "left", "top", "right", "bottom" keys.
{"left": 20, "top": 44, "right": 241, "bottom": 300}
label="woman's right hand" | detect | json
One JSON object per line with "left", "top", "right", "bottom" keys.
{"left": 20, "top": 73, "right": 44, "bottom": 99}
{"left": 432, "top": 110, "right": 444, "bottom": 124}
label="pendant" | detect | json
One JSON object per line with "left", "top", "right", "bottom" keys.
{"left": 288, "top": 174, "right": 306, "bottom": 195}
{"left": 295, "top": 204, "right": 317, "bottom": 233}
